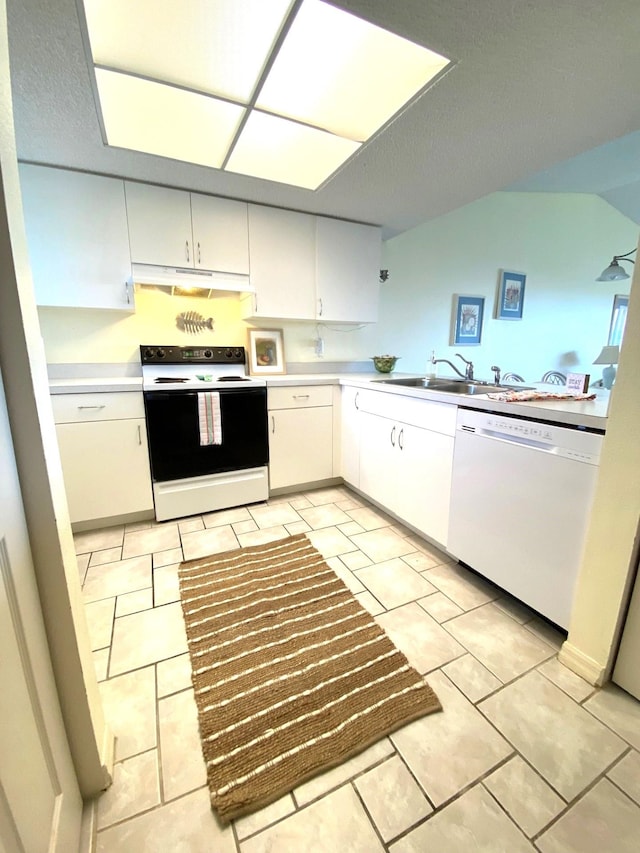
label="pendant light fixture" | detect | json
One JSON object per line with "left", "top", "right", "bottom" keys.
{"left": 596, "top": 248, "right": 636, "bottom": 281}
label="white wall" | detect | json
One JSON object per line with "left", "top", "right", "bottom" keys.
{"left": 379, "top": 192, "right": 638, "bottom": 382}
{"left": 38, "top": 289, "right": 379, "bottom": 367}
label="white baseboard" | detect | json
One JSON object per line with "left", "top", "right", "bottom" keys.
{"left": 558, "top": 641, "right": 607, "bottom": 686}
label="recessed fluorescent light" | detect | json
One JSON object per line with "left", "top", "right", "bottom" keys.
{"left": 84, "top": 0, "right": 294, "bottom": 102}
{"left": 81, "top": 0, "right": 451, "bottom": 189}
{"left": 95, "top": 69, "right": 244, "bottom": 168}
{"left": 257, "top": 0, "right": 450, "bottom": 141}
{"left": 226, "top": 111, "right": 361, "bottom": 189}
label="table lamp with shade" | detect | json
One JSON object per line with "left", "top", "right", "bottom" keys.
{"left": 593, "top": 345, "right": 619, "bottom": 389}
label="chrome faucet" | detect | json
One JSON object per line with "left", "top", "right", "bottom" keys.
{"left": 491, "top": 365, "right": 501, "bottom": 384}
{"left": 430, "top": 351, "right": 474, "bottom": 380}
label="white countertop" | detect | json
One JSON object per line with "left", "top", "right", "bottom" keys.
{"left": 49, "top": 377, "right": 143, "bottom": 394}
{"left": 341, "top": 376, "right": 608, "bottom": 430}
{"left": 49, "top": 371, "right": 609, "bottom": 430}
{"left": 267, "top": 372, "right": 609, "bottom": 430}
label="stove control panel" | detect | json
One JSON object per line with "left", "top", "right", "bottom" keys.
{"left": 141, "top": 345, "right": 245, "bottom": 364}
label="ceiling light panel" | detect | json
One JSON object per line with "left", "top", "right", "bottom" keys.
{"left": 256, "top": 0, "right": 451, "bottom": 141}
{"left": 95, "top": 69, "right": 245, "bottom": 168}
{"left": 83, "top": 0, "right": 294, "bottom": 102}
{"left": 226, "top": 111, "right": 360, "bottom": 189}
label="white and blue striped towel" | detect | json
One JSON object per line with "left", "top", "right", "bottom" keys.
{"left": 198, "top": 392, "right": 222, "bottom": 446}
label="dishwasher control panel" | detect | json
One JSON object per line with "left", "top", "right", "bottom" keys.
{"left": 483, "top": 416, "right": 554, "bottom": 442}
{"left": 457, "top": 408, "right": 603, "bottom": 466}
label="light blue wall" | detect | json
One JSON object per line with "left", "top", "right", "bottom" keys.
{"left": 378, "top": 192, "right": 638, "bottom": 382}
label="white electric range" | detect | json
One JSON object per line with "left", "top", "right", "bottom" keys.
{"left": 140, "top": 345, "right": 269, "bottom": 521}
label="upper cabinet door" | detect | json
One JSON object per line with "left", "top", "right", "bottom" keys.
{"left": 245, "top": 205, "right": 316, "bottom": 319}
{"left": 19, "top": 164, "right": 133, "bottom": 310}
{"left": 124, "top": 182, "right": 194, "bottom": 267}
{"left": 316, "top": 218, "right": 381, "bottom": 323}
{"left": 190, "top": 194, "right": 249, "bottom": 274}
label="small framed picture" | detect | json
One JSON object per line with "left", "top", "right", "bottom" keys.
{"left": 496, "top": 270, "right": 526, "bottom": 320}
{"left": 452, "top": 295, "right": 484, "bottom": 346}
{"left": 247, "top": 328, "right": 286, "bottom": 375}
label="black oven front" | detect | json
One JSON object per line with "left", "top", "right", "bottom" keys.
{"left": 143, "top": 387, "right": 269, "bottom": 483}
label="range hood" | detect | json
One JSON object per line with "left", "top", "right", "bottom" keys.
{"left": 130, "top": 264, "right": 254, "bottom": 298}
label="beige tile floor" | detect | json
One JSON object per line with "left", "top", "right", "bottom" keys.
{"left": 74, "top": 485, "right": 640, "bottom": 853}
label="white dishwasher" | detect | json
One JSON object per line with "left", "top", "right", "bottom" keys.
{"left": 447, "top": 408, "right": 604, "bottom": 629}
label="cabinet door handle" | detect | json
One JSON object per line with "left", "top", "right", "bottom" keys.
{"left": 137, "top": 424, "right": 142, "bottom": 445}
{"left": 354, "top": 391, "right": 359, "bottom": 410}
{"left": 398, "top": 427, "right": 404, "bottom": 450}
{"left": 318, "top": 298, "right": 323, "bottom": 317}
{"left": 197, "top": 242, "right": 201, "bottom": 264}
{"left": 293, "top": 394, "right": 310, "bottom": 400}
{"left": 185, "top": 240, "right": 190, "bottom": 262}
{"left": 390, "top": 425, "right": 396, "bottom": 447}
{"left": 77, "top": 405, "right": 105, "bottom": 410}
{"left": 271, "top": 415, "right": 275, "bottom": 434}
{"left": 125, "top": 281, "right": 131, "bottom": 304}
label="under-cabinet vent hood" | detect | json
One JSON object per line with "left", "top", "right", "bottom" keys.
{"left": 130, "top": 264, "right": 254, "bottom": 298}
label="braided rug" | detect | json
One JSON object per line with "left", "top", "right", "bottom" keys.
{"left": 178, "top": 533, "right": 441, "bottom": 823}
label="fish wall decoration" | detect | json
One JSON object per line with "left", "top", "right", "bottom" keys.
{"left": 176, "top": 312, "right": 215, "bottom": 334}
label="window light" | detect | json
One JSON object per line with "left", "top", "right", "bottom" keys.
{"left": 81, "top": 0, "right": 451, "bottom": 190}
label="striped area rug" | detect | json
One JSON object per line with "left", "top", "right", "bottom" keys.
{"left": 178, "top": 533, "right": 441, "bottom": 823}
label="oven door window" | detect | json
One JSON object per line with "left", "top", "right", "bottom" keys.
{"left": 144, "top": 389, "right": 269, "bottom": 482}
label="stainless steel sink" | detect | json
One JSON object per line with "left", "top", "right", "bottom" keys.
{"left": 373, "top": 376, "right": 534, "bottom": 395}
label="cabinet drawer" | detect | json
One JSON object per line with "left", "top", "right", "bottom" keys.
{"left": 268, "top": 385, "right": 333, "bottom": 410}
{"left": 52, "top": 392, "right": 145, "bottom": 423}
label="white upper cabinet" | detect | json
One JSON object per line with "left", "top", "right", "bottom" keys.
{"left": 125, "top": 182, "right": 250, "bottom": 274}
{"left": 19, "top": 164, "right": 133, "bottom": 310}
{"left": 243, "top": 204, "right": 316, "bottom": 320}
{"left": 125, "top": 182, "right": 193, "bottom": 267}
{"left": 190, "top": 193, "right": 249, "bottom": 274}
{"left": 243, "top": 206, "right": 381, "bottom": 323}
{"left": 315, "top": 217, "right": 381, "bottom": 323}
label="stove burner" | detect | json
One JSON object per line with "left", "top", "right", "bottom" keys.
{"left": 154, "top": 377, "right": 189, "bottom": 383}
{"left": 218, "top": 376, "right": 250, "bottom": 382}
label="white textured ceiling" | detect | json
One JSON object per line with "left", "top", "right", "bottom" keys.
{"left": 7, "top": 0, "right": 640, "bottom": 238}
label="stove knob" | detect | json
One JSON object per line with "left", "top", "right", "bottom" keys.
{"left": 204, "top": 350, "right": 212, "bottom": 359}
{"left": 234, "top": 348, "right": 243, "bottom": 359}
{"left": 225, "top": 349, "right": 233, "bottom": 358}
{"left": 144, "top": 347, "right": 155, "bottom": 359}
{"left": 156, "top": 348, "right": 166, "bottom": 359}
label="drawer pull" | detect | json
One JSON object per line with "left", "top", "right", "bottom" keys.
{"left": 293, "top": 394, "right": 310, "bottom": 400}
{"left": 77, "top": 405, "right": 106, "bottom": 410}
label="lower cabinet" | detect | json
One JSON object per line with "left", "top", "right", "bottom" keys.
{"left": 268, "top": 385, "right": 334, "bottom": 491}
{"left": 340, "top": 386, "right": 361, "bottom": 488}
{"left": 356, "top": 392, "right": 456, "bottom": 547}
{"left": 52, "top": 392, "right": 153, "bottom": 525}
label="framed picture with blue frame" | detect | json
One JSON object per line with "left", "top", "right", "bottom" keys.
{"left": 451, "top": 295, "right": 484, "bottom": 345}
{"left": 496, "top": 270, "right": 526, "bottom": 319}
